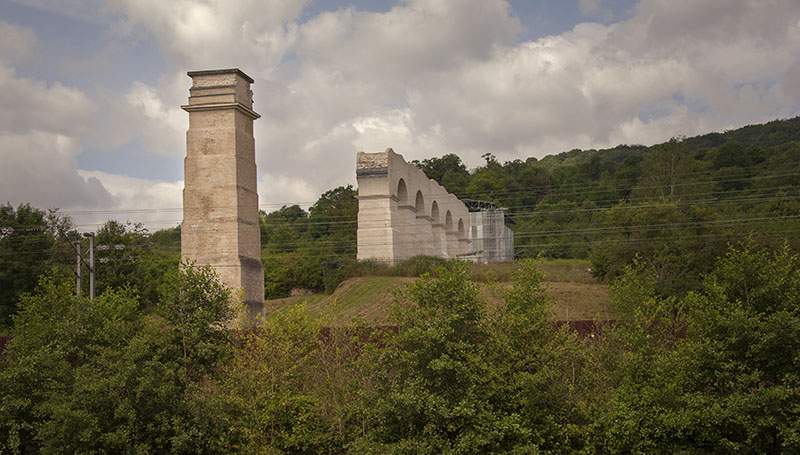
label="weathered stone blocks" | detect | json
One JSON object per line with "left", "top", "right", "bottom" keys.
{"left": 356, "top": 148, "right": 471, "bottom": 262}
{"left": 181, "top": 68, "right": 265, "bottom": 320}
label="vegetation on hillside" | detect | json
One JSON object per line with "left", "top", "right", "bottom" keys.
{"left": 1, "top": 116, "right": 798, "bottom": 321}
{"left": 257, "top": 116, "right": 800, "bottom": 298}
{"left": 2, "top": 245, "right": 799, "bottom": 453}
{"left": 0, "top": 206, "right": 179, "bottom": 332}
{"left": 2, "top": 112, "right": 799, "bottom": 453}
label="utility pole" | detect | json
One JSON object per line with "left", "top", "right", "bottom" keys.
{"left": 84, "top": 232, "right": 95, "bottom": 300}
{"left": 75, "top": 241, "right": 81, "bottom": 296}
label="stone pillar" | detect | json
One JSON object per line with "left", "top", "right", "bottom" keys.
{"left": 357, "top": 194, "right": 396, "bottom": 262}
{"left": 431, "top": 222, "right": 445, "bottom": 257}
{"left": 458, "top": 237, "right": 471, "bottom": 257}
{"left": 181, "top": 68, "right": 265, "bottom": 320}
{"left": 357, "top": 153, "right": 395, "bottom": 263}
{"left": 415, "top": 215, "right": 433, "bottom": 256}
{"left": 395, "top": 205, "right": 417, "bottom": 261}
{"left": 445, "top": 231, "right": 458, "bottom": 258}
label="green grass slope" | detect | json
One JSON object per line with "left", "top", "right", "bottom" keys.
{"left": 264, "top": 271, "right": 612, "bottom": 325}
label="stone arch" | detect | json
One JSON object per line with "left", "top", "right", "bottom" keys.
{"left": 396, "top": 178, "right": 408, "bottom": 204}
{"left": 430, "top": 200, "right": 440, "bottom": 223}
{"left": 445, "top": 210, "right": 453, "bottom": 230}
{"left": 458, "top": 218, "right": 465, "bottom": 237}
{"left": 415, "top": 190, "right": 425, "bottom": 215}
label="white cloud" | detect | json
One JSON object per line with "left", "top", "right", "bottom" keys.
{"left": 106, "top": 0, "right": 307, "bottom": 72}
{"left": 116, "top": 72, "right": 188, "bottom": 156}
{"left": 0, "top": 63, "right": 97, "bottom": 137}
{"left": 108, "top": 0, "right": 799, "bottom": 211}
{"left": 0, "top": 20, "right": 37, "bottom": 63}
{"left": 5, "top": 0, "right": 800, "bottom": 221}
{"left": 75, "top": 170, "right": 183, "bottom": 231}
{"left": 0, "top": 132, "right": 113, "bottom": 210}
{"left": 0, "top": 52, "right": 111, "bottom": 211}
{"left": 126, "top": 80, "right": 184, "bottom": 131}
{"left": 258, "top": 174, "right": 319, "bottom": 210}
{"left": 578, "top": 0, "right": 612, "bottom": 21}
{"left": 296, "top": 0, "right": 521, "bottom": 82}
{"left": 394, "top": 0, "right": 800, "bottom": 163}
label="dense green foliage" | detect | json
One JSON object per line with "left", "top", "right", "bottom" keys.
{"left": 585, "top": 242, "right": 800, "bottom": 452}
{"left": 2, "top": 117, "right": 799, "bottom": 451}
{"left": 0, "top": 263, "right": 233, "bottom": 453}
{"left": 253, "top": 116, "right": 800, "bottom": 298}
{"left": 94, "top": 220, "right": 180, "bottom": 305}
{"left": 0, "top": 210, "right": 180, "bottom": 331}
{"left": 416, "top": 117, "right": 800, "bottom": 296}
{"left": 352, "top": 260, "right": 578, "bottom": 454}
{"left": 260, "top": 185, "right": 360, "bottom": 298}
{"left": 0, "top": 204, "right": 55, "bottom": 330}
{"left": 3, "top": 244, "right": 798, "bottom": 453}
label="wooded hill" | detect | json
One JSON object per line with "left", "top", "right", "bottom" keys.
{"left": 2, "top": 119, "right": 799, "bottom": 453}
{"left": 1, "top": 117, "right": 798, "bottom": 328}
{"left": 259, "top": 116, "right": 800, "bottom": 297}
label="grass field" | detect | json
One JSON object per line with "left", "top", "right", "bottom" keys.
{"left": 467, "top": 259, "right": 597, "bottom": 284}
{"left": 265, "top": 264, "right": 612, "bottom": 325}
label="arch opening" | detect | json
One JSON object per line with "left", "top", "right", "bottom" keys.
{"left": 430, "top": 201, "right": 440, "bottom": 223}
{"left": 396, "top": 178, "right": 408, "bottom": 204}
{"left": 415, "top": 191, "right": 425, "bottom": 214}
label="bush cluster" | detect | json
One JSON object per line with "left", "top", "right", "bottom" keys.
{"left": 2, "top": 242, "right": 799, "bottom": 453}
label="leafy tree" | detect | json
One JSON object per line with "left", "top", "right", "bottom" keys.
{"left": 149, "top": 224, "right": 181, "bottom": 248}
{"left": 215, "top": 305, "right": 366, "bottom": 453}
{"left": 260, "top": 187, "right": 358, "bottom": 298}
{"left": 260, "top": 205, "right": 309, "bottom": 253}
{"left": 0, "top": 203, "right": 66, "bottom": 330}
{"left": 633, "top": 137, "right": 702, "bottom": 199}
{"left": 0, "top": 263, "right": 234, "bottom": 454}
{"left": 157, "top": 261, "right": 234, "bottom": 370}
{"left": 308, "top": 185, "right": 358, "bottom": 244}
{"left": 412, "top": 153, "right": 470, "bottom": 195}
{"left": 674, "top": 243, "right": 800, "bottom": 451}
{"left": 262, "top": 250, "right": 324, "bottom": 299}
{"left": 585, "top": 242, "right": 800, "bottom": 452}
{"left": 589, "top": 201, "right": 731, "bottom": 296}
{"left": 94, "top": 219, "right": 180, "bottom": 307}
{"left": 354, "top": 261, "right": 510, "bottom": 454}
{"left": 354, "top": 260, "right": 582, "bottom": 454}
{"left": 95, "top": 220, "right": 147, "bottom": 292}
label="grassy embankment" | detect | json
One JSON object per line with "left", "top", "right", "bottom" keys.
{"left": 264, "top": 260, "right": 613, "bottom": 325}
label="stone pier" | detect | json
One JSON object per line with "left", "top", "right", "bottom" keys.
{"left": 356, "top": 148, "right": 471, "bottom": 262}
{"left": 181, "top": 68, "right": 265, "bottom": 319}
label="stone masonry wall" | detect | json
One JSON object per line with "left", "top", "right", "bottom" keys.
{"left": 356, "top": 148, "right": 471, "bottom": 262}
{"left": 181, "top": 69, "right": 265, "bottom": 320}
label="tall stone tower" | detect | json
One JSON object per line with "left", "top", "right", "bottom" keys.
{"left": 181, "top": 68, "right": 264, "bottom": 318}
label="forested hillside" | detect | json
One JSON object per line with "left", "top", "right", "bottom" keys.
{"left": 1, "top": 117, "right": 798, "bottom": 325}
{"left": 3, "top": 247, "right": 799, "bottom": 452}
{"left": 259, "top": 116, "right": 800, "bottom": 297}
{"left": 2, "top": 118, "right": 800, "bottom": 453}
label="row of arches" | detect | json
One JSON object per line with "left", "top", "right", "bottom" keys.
{"left": 396, "top": 178, "right": 466, "bottom": 236}
{"left": 355, "top": 149, "right": 474, "bottom": 263}
{"left": 391, "top": 177, "right": 470, "bottom": 260}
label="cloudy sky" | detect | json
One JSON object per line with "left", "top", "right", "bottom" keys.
{"left": 1, "top": 0, "right": 799, "bottom": 231}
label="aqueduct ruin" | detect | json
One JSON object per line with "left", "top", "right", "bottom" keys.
{"left": 356, "top": 149, "right": 514, "bottom": 263}
{"left": 179, "top": 69, "right": 513, "bottom": 317}
{"left": 181, "top": 69, "right": 265, "bottom": 318}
